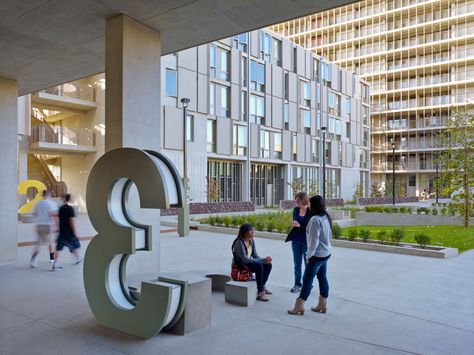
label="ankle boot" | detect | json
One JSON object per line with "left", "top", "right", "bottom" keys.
{"left": 311, "top": 296, "right": 327, "bottom": 313}
{"left": 287, "top": 297, "right": 305, "bottom": 315}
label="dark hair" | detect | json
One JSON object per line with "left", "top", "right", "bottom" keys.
{"left": 64, "top": 194, "right": 71, "bottom": 202}
{"left": 232, "top": 223, "right": 253, "bottom": 254}
{"left": 309, "top": 195, "right": 332, "bottom": 229}
{"left": 42, "top": 189, "right": 50, "bottom": 197}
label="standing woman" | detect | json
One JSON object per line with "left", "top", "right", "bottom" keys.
{"left": 288, "top": 195, "right": 332, "bottom": 315}
{"left": 289, "top": 192, "right": 312, "bottom": 293}
{"left": 232, "top": 223, "right": 273, "bottom": 301}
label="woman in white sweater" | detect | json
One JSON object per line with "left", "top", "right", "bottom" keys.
{"left": 288, "top": 195, "right": 332, "bottom": 315}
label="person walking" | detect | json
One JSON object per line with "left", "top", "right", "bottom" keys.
{"left": 288, "top": 195, "right": 332, "bottom": 315}
{"left": 30, "top": 190, "right": 57, "bottom": 268}
{"left": 52, "top": 194, "right": 82, "bottom": 271}
{"left": 232, "top": 223, "right": 273, "bottom": 301}
{"left": 289, "top": 192, "right": 311, "bottom": 293}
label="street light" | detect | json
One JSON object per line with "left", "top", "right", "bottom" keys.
{"left": 178, "top": 97, "right": 190, "bottom": 237}
{"left": 392, "top": 142, "right": 396, "bottom": 205}
{"left": 321, "top": 126, "right": 327, "bottom": 200}
{"left": 435, "top": 161, "right": 439, "bottom": 204}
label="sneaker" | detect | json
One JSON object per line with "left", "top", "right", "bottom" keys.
{"left": 264, "top": 288, "right": 272, "bottom": 295}
{"left": 49, "top": 259, "right": 55, "bottom": 264}
{"left": 257, "top": 292, "right": 269, "bottom": 302}
{"left": 74, "top": 258, "right": 83, "bottom": 265}
{"left": 51, "top": 263, "right": 63, "bottom": 271}
{"left": 30, "top": 261, "right": 38, "bottom": 268}
{"left": 290, "top": 285, "right": 301, "bottom": 293}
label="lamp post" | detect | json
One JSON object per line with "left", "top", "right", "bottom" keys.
{"left": 435, "top": 161, "right": 439, "bottom": 204}
{"left": 321, "top": 126, "right": 327, "bottom": 200}
{"left": 392, "top": 142, "right": 396, "bottom": 205}
{"left": 178, "top": 97, "right": 190, "bottom": 237}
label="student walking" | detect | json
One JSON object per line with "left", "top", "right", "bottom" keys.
{"left": 232, "top": 223, "right": 273, "bottom": 301}
{"left": 52, "top": 194, "right": 82, "bottom": 271}
{"left": 30, "top": 190, "right": 57, "bottom": 268}
{"left": 288, "top": 195, "right": 332, "bottom": 315}
{"left": 289, "top": 192, "right": 311, "bottom": 293}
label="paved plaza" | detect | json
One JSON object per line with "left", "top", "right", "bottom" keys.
{"left": 1, "top": 228, "right": 473, "bottom": 355}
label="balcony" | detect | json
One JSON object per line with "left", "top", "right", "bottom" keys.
{"left": 32, "top": 83, "right": 97, "bottom": 111}
{"left": 30, "top": 124, "right": 97, "bottom": 154}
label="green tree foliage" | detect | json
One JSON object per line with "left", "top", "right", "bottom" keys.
{"left": 287, "top": 177, "right": 306, "bottom": 197}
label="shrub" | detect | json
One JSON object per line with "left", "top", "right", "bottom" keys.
{"left": 417, "top": 207, "right": 429, "bottom": 215}
{"left": 222, "top": 216, "right": 231, "bottom": 227}
{"left": 431, "top": 208, "right": 438, "bottom": 216}
{"left": 392, "top": 207, "right": 399, "bottom": 213}
{"left": 413, "top": 233, "right": 430, "bottom": 248}
{"left": 383, "top": 207, "right": 393, "bottom": 213}
{"left": 230, "top": 215, "right": 239, "bottom": 227}
{"left": 399, "top": 207, "right": 406, "bottom": 213}
{"left": 266, "top": 221, "right": 276, "bottom": 232}
{"left": 254, "top": 220, "right": 264, "bottom": 231}
{"left": 332, "top": 223, "right": 342, "bottom": 239}
{"left": 207, "top": 216, "right": 216, "bottom": 226}
{"left": 376, "top": 230, "right": 387, "bottom": 244}
{"left": 359, "top": 229, "right": 371, "bottom": 242}
{"left": 441, "top": 207, "right": 447, "bottom": 216}
{"left": 347, "top": 229, "right": 358, "bottom": 241}
{"left": 448, "top": 203, "right": 456, "bottom": 217}
{"left": 406, "top": 207, "right": 413, "bottom": 214}
{"left": 214, "top": 215, "right": 222, "bottom": 225}
{"left": 276, "top": 223, "right": 285, "bottom": 233}
{"left": 390, "top": 228, "right": 405, "bottom": 245}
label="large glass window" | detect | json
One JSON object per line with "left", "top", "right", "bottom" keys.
{"left": 260, "top": 130, "right": 270, "bottom": 158}
{"left": 186, "top": 114, "right": 194, "bottom": 142}
{"left": 207, "top": 160, "right": 243, "bottom": 202}
{"left": 302, "top": 81, "right": 311, "bottom": 107}
{"left": 210, "top": 44, "right": 216, "bottom": 77}
{"left": 325, "top": 168, "right": 341, "bottom": 198}
{"left": 328, "top": 91, "right": 341, "bottom": 116}
{"left": 313, "top": 58, "right": 319, "bottom": 81}
{"left": 250, "top": 163, "right": 283, "bottom": 206}
{"left": 241, "top": 91, "right": 247, "bottom": 121}
{"left": 346, "top": 97, "right": 351, "bottom": 116}
{"left": 220, "top": 49, "right": 230, "bottom": 81}
{"left": 220, "top": 85, "right": 230, "bottom": 117}
{"left": 292, "top": 133, "right": 297, "bottom": 161}
{"left": 311, "top": 138, "right": 319, "bottom": 163}
{"left": 233, "top": 33, "right": 248, "bottom": 52}
{"left": 274, "top": 132, "right": 282, "bottom": 159}
{"left": 250, "top": 60, "right": 265, "bottom": 92}
{"left": 210, "top": 45, "right": 230, "bottom": 81}
{"left": 303, "top": 110, "right": 311, "bottom": 134}
{"left": 260, "top": 32, "right": 272, "bottom": 62}
{"left": 284, "top": 72, "right": 289, "bottom": 100}
{"left": 207, "top": 119, "right": 216, "bottom": 152}
{"left": 322, "top": 62, "right": 332, "bottom": 84}
{"left": 292, "top": 165, "right": 319, "bottom": 195}
{"left": 241, "top": 56, "right": 247, "bottom": 87}
{"left": 165, "top": 68, "right": 177, "bottom": 97}
{"left": 209, "top": 83, "right": 215, "bottom": 115}
{"left": 284, "top": 102, "right": 289, "bottom": 130}
{"left": 250, "top": 94, "right": 265, "bottom": 125}
{"left": 233, "top": 124, "right": 248, "bottom": 155}
{"left": 273, "top": 39, "right": 282, "bottom": 66}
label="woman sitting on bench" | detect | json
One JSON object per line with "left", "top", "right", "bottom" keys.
{"left": 231, "top": 223, "right": 273, "bottom": 302}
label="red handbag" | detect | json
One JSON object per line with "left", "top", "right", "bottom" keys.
{"left": 231, "top": 265, "right": 253, "bottom": 281}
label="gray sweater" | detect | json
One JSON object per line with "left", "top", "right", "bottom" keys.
{"left": 306, "top": 214, "right": 332, "bottom": 261}
{"left": 232, "top": 239, "right": 262, "bottom": 266}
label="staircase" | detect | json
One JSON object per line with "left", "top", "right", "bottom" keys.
{"left": 27, "top": 154, "right": 67, "bottom": 198}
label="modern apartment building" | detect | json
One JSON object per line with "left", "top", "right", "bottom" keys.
{"left": 270, "top": 0, "right": 474, "bottom": 196}
{"left": 19, "top": 28, "right": 369, "bottom": 210}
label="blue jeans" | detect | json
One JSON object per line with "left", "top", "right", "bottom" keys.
{"left": 299, "top": 256, "right": 329, "bottom": 301}
{"left": 245, "top": 261, "right": 272, "bottom": 292}
{"left": 291, "top": 241, "right": 307, "bottom": 286}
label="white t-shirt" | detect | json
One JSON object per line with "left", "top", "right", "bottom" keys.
{"left": 34, "top": 199, "right": 57, "bottom": 226}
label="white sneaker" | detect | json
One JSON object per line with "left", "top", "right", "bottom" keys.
{"left": 30, "top": 261, "right": 38, "bottom": 268}
{"left": 51, "top": 263, "right": 63, "bottom": 271}
{"left": 74, "top": 258, "right": 83, "bottom": 265}
{"left": 49, "top": 259, "right": 55, "bottom": 264}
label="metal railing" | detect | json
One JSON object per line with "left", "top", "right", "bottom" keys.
{"left": 31, "top": 124, "right": 96, "bottom": 147}
{"left": 41, "top": 82, "right": 96, "bottom": 102}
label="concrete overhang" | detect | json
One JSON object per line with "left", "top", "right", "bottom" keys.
{"left": 0, "top": 0, "right": 355, "bottom": 96}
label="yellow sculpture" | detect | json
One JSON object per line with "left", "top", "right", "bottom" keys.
{"left": 18, "top": 180, "right": 47, "bottom": 214}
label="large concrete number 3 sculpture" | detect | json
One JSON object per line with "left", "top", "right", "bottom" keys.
{"left": 84, "top": 148, "right": 187, "bottom": 339}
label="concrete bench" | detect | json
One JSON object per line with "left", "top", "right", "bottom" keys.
{"left": 225, "top": 280, "right": 257, "bottom": 307}
{"left": 205, "top": 273, "right": 231, "bottom": 292}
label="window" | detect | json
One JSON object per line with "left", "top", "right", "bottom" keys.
{"left": 273, "top": 39, "right": 282, "bottom": 66}
{"left": 328, "top": 91, "right": 341, "bottom": 116}
{"left": 303, "top": 110, "right": 311, "bottom": 134}
{"left": 207, "top": 119, "right": 216, "bottom": 152}
{"left": 338, "top": 142, "right": 342, "bottom": 166}
{"left": 284, "top": 72, "right": 289, "bottom": 100}
{"left": 325, "top": 141, "right": 331, "bottom": 163}
{"left": 292, "top": 133, "right": 297, "bottom": 160}
{"left": 210, "top": 44, "right": 216, "bottom": 77}
{"left": 241, "top": 57, "right": 247, "bottom": 86}
{"left": 233, "top": 124, "right": 248, "bottom": 155}
{"left": 302, "top": 81, "right": 311, "bottom": 107}
{"left": 250, "top": 94, "right": 265, "bottom": 125}
{"left": 220, "top": 49, "right": 230, "bottom": 81}
{"left": 363, "top": 127, "right": 369, "bottom": 147}
{"left": 328, "top": 116, "right": 341, "bottom": 141}
{"left": 346, "top": 97, "right": 351, "bottom": 116}
{"left": 293, "top": 47, "right": 297, "bottom": 72}
{"left": 311, "top": 138, "right": 319, "bottom": 163}
{"left": 313, "top": 58, "right": 319, "bottom": 81}
{"left": 322, "top": 62, "right": 332, "bottom": 84}
{"left": 241, "top": 91, "right": 247, "bottom": 121}
{"left": 362, "top": 106, "right": 369, "bottom": 125}
{"left": 361, "top": 83, "right": 369, "bottom": 103}
{"left": 260, "top": 32, "right": 271, "bottom": 62}
{"left": 250, "top": 60, "right": 265, "bottom": 92}
{"left": 207, "top": 160, "right": 243, "bottom": 202}
{"left": 220, "top": 85, "right": 230, "bottom": 117}
{"left": 260, "top": 130, "right": 270, "bottom": 158}
{"left": 186, "top": 114, "right": 194, "bottom": 142}
{"left": 346, "top": 121, "right": 351, "bottom": 139}
{"left": 209, "top": 83, "right": 215, "bottom": 115}
{"left": 233, "top": 33, "right": 248, "bottom": 52}
{"left": 409, "top": 174, "right": 416, "bottom": 187}
{"left": 274, "top": 132, "right": 282, "bottom": 159}
{"left": 210, "top": 83, "right": 230, "bottom": 117}
{"left": 210, "top": 45, "right": 230, "bottom": 81}
{"left": 284, "top": 102, "right": 289, "bottom": 130}
{"left": 165, "top": 69, "right": 177, "bottom": 97}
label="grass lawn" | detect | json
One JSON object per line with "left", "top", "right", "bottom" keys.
{"left": 341, "top": 225, "right": 474, "bottom": 253}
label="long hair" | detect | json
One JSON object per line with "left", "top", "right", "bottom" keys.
{"left": 232, "top": 223, "right": 253, "bottom": 250}
{"left": 294, "top": 191, "right": 309, "bottom": 206}
{"left": 309, "top": 195, "right": 332, "bottom": 229}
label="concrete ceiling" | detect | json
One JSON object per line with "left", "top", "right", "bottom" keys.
{"left": 0, "top": 0, "right": 355, "bottom": 96}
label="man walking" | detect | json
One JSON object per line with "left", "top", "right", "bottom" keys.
{"left": 30, "top": 190, "right": 57, "bottom": 268}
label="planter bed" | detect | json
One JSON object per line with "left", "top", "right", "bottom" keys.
{"left": 355, "top": 211, "right": 474, "bottom": 226}
{"left": 195, "top": 224, "right": 458, "bottom": 258}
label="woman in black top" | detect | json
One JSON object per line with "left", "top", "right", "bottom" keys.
{"left": 52, "top": 194, "right": 82, "bottom": 270}
{"left": 232, "top": 223, "right": 273, "bottom": 301}
{"left": 289, "top": 192, "right": 312, "bottom": 293}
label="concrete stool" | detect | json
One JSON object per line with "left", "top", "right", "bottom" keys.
{"left": 159, "top": 272, "right": 212, "bottom": 335}
{"left": 225, "top": 280, "right": 257, "bottom": 307}
{"left": 205, "top": 273, "right": 231, "bottom": 292}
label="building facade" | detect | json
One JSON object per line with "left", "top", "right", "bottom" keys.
{"left": 270, "top": 0, "right": 474, "bottom": 197}
{"left": 19, "top": 28, "right": 369, "bottom": 210}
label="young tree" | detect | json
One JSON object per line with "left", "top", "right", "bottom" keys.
{"left": 370, "top": 182, "right": 383, "bottom": 198}
{"left": 308, "top": 180, "right": 319, "bottom": 196}
{"left": 437, "top": 108, "right": 474, "bottom": 228}
{"left": 352, "top": 182, "right": 365, "bottom": 202}
{"left": 206, "top": 178, "right": 221, "bottom": 203}
{"left": 287, "top": 177, "right": 306, "bottom": 197}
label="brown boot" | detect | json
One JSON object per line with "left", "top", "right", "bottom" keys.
{"left": 287, "top": 297, "right": 305, "bottom": 315}
{"left": 311, "top": 296, "right": 327, "bottom": 313}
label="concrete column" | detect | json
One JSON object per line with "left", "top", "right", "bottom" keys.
{"left": 104, "top": 15, "right": 162, "bottom": 274}
{"left": 0, "top": 77, "right": 18, "bottom": 264}
{"left": 105, "top": 15, "right": 161, "bottom": 152}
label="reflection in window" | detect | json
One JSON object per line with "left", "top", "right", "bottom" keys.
{"left": 250, "top": 95, "right": 265, "bottom": 125}
{"left": 233, "top": 124, "right": 248, "bottom": 155}
{"left": 250, "top": 60, "right": 265, "bottom": 92}
{"left": 207, "top": 119, "right": 216, "bottom": 152}
{"left": 274, "top": 132, "right": 282, "bottom": 159}
{"left": 165, "top": 69, "right": 177, "bottom": 97}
